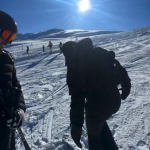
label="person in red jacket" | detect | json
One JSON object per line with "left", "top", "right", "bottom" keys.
{"left": 0, "top": 10, "right": 26, "bottom": 150}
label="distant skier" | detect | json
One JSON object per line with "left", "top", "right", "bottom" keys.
{"left": 43, "top": 45, "right": 45, "bottom": 52}
{"left": 26, "top": 46, "right": 29, "bottom": 56}
{"left": 62, "top": 38, "right": 131, "bottom": 150}
{"left": 0, "top": 10, "right": 26, "bottom": 150}
{"left": 48, "top": 41, "right": 53, "bottom": 53}
{"left": 59, "top": 42, "right": 63, "bottom": 53}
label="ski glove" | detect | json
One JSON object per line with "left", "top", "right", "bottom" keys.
{"left": 71, "top": 126, "right": 82, "bottom": 148}
{"left": 6, "top": 109, "right": 25, "bottom": 129}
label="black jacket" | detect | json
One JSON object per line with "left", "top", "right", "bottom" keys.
{"left": 62, "top": 40, "right": 131, "bottom": 98}
{"left": 0, "top": 49, "right": 26, "bottom": 112}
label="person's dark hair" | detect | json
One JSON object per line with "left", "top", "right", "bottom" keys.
{"left": 62, "top": 41, "right": 76, "bottom": 56}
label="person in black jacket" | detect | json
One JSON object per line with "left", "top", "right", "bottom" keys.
{"left": 59, "top": 42, "right": 63, "bottom": 53}
{"left": 62, "top": 39, "right": 131, "bottom": 150}
{"left": 43, "top": 45, "right": 45, "bottom": 52}
{"left": 0, "top": 10, "right": 26, "bottom": 150}
{"left": 26, "top": 46, "right": 29, "bottom": 56}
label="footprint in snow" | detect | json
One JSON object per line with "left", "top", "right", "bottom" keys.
{"left": 128, "top": 146, "right": 135, "bottom": 150}
{"left": 38, "top": 93, "right": 43, "bottom": 98}
{"left": 137, "top": 140, "right": 149, "bottom": 150}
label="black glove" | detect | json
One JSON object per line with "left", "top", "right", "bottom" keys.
{"left": 121, "top": 88, "right": 130, "bottom": 100}
{"left": 6, "top": 109, "right": 25, "bottom": 129}
{"left": 71, "top": 125, "right": 82, "bottom": 148}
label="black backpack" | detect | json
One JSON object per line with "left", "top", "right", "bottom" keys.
{"left": 68, "top": 38, "right": 131, "bottom": 95}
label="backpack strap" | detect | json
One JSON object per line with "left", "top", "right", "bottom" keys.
{"left": 3, "top": 49, "right": 14, "bottom": 63}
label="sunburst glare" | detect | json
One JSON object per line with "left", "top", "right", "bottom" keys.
{"left": 78, "top": 0, "right": 91, "bottom": 12}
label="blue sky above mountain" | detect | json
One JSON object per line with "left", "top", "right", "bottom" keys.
{"left": 0, "top": 0, "right": 150, "bottom": 33}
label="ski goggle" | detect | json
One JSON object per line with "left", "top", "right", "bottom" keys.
{"left": 1, "top": 30, "right": 17, "bottom": 42}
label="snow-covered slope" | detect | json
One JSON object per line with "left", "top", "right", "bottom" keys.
{"left": 15, "top": 29, "right": 64, "bottom": 41}
{"left": 5, "top": 27, "right": 150, "bottom": 150}
{"left": 13, "top": 28, "right": 121, "bottom": 42}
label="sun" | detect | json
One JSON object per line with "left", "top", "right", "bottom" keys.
{"left": 78, "top": 0, "right": 90, "bottom": 12}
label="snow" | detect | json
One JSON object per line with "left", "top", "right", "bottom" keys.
{"left": 5, "top": 27, "right": 150, "bottom": 150}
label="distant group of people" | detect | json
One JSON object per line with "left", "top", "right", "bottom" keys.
{"left": 26, "top": 41, "right": 63, "bottom": 56}
{"left": 47, "top": 41, "right": 63, "bottom": 53}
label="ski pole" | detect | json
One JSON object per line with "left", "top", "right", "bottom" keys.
{"left": 17, "top": 127, "right": 31, "bottom": 150}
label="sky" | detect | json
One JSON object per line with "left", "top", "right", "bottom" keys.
{"left": 0, "top": 0, "right": 150, "bottom": 33}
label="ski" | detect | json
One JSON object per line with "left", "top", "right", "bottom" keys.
{"left": 53, "top": 83, "right": 67, "bottom": 96}
{"left": 17, "top": 128, "right": 31, "bottom": 150}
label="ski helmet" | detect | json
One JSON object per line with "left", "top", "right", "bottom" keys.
{"left": 0, "top": 11, "right": 18, "bottom": 41}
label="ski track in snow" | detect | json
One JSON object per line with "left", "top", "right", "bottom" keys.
{"left": 7, "top": 27, "right": 150, "bottom": 150}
